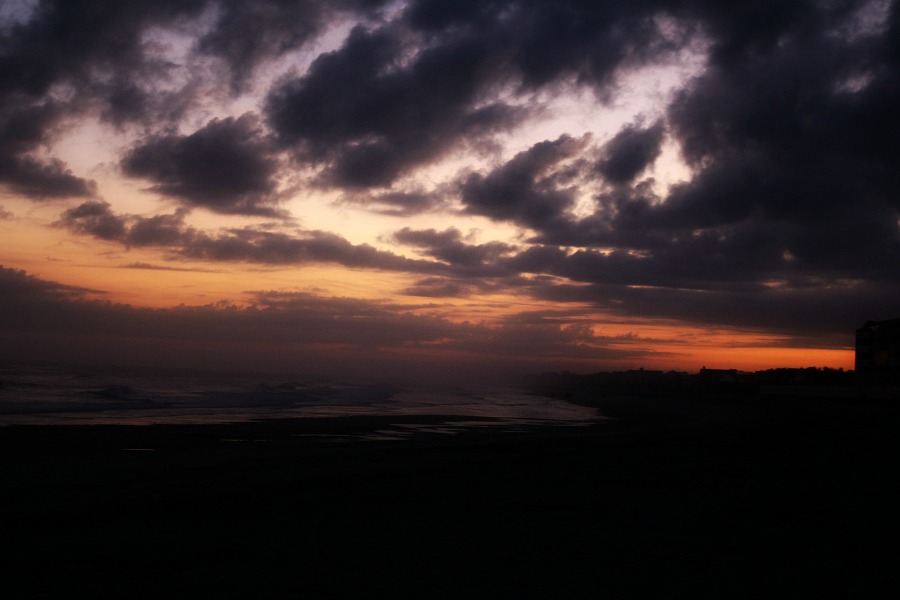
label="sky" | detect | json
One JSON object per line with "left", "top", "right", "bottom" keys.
{"left": 1, "top": 0, "right": 898, "bottom": 384}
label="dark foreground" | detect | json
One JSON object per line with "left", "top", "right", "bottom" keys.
{"left": 2, "top": 398, "right": 900, "bottom": 598}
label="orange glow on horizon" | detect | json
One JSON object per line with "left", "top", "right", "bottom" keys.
{"left": 0, "top": 203, "right": 858, "bottom": 375}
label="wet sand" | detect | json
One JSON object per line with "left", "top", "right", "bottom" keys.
{"left": 2, "top": 399, "right": 899, "bottom": 598}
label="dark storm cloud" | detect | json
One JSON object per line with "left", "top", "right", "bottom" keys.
{"left": 633, "top": 0, "right": 900, "bottom": 290}
{"left": 459, "top": 135, "right": 589, "bottom": 229}
{"left": 0, "top": 101, "right": 96, "bottom": 198}
{"left": 0, "top": 1, "right": 206, "bottom": 98}
{"left": 195, "top": 0, "right": 393, "bottom": 93}
{"left": 0, "top": 0, "right": 207, "bottom": 198}
{"left": 196, "top": 1, "right": 331, "bottom": 94}
{"left": 0, "top": 0, "right": 390, "bottom": 200}
{"left": 266, "top": 23, "right": 530, "bottom": 188}
{"left": 121, "top": 115, "right": 283, "bottom": 216}
{"left": 438, "top": 0, "right": 900, "bottom": 339}
{"left": 405, "top": 0, "right": 686, "bottom": 89}
{"left": 263, "top": 0, "right": 691, "bottom": 189}
{"left": 596, "top": 120, "right": 665, "bottom": 184}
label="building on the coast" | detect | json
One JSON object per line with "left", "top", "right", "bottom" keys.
{"left": 855, "top": 319, "right": 900, "bottom": 382}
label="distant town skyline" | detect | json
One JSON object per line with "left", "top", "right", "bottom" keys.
{"left": 2, "top": 1, "right": 899, "bottom": 382}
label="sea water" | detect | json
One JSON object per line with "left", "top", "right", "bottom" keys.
{"left": 0, "top": 362, "right": 598, "bottom": 434}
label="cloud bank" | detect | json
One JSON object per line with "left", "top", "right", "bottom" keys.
{"left": 2, "top": 0, "right": 899, "bottom": 372}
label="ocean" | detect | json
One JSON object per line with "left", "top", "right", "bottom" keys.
{"left": 0, "top": 362, "right": 598, "bottom": 435}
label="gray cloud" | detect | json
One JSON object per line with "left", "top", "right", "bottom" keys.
{"left": 0, "top": 264, "right": 99, "bottom": 302}
{"left": 0, "top": 1, "right": 392, "bottom": 200}
{"left": 0, "top": 1, "right": 213, "bottom": 198}
{"left": 195, "top": 0, "right": 394, "bottom": 93}
{"left": 528, "top": 278, "right": 900, "bottom": 349}
{"left": 266, "top": 23, "right": 529, "bottom": 188}
{"left": 196, "top": 1, "right": 331, "bottom": 94}
{"left": 0, "top": 101, "right": 96, "bottom": 198}
{"left": 57, "top": 201, "right": 447, "bottom": 274}
{"left": 596, "top": 120, "right": 665, "bottom": 184}
{"left": 393, "top": 227, "right": 514, "bottom": 268}
{"left": 57, "top": 200, "right": 127, "bottom": 240}
{"left": 0, "top": 264, "right": 655, "bottom": 382}
{"left": 120, "top": 262, "right": 220, "bottom": 273}
{"left": 339, "top": 189, "right": 446, "bottom": 216}
{"left": 121, "top": 114, "right": 283, "bottom": 217}
{"left": 459, "top": 135, "right": 589, "bottom": 230}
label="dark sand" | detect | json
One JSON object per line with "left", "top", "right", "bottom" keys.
{"left": 2, "top": 397, "right": 899, "bottom": 598}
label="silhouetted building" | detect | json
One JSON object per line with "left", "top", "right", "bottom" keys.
{"left": 856, "top": 319, "right": 900, "bottom": 381}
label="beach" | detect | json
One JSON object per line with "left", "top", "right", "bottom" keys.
{"left": 3, "top": 395, "right": 900, "bottom": 598}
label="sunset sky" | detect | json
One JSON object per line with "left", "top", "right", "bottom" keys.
{"left": 1, "top": 0, "right": 898, "bottom": 383}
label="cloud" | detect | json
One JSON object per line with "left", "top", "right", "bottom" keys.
{"left": 0, "top": 1, "right": 211, "bottom": 198}
{"left": 121, "top": 114, "right": 283, "bottom": 216}
{"left": 643, "top": 1, "right": 900, "bottom": 288}
{"left": 265, "top": 22, "right": 532, "bottom": 188}
{"left": 179, "top": 227, "right": 441, "bottom": 273}
{"left": 596, "top": 120, "right": 665, "bottom": 184}
{"left": 0, "top": 1, "right": 206, "bottom": 97}
{"left": 443, "top": 0, "right": 900, "bottom": 298}
{"left": 0, "top": 265, "right": 656, "bottom": 382}
{"left": 120, "top": 262, "right": 221, "bottom": 273}
{"left": 261, "top": 1, "right": 694, "bottom": 191}
{"left": 195, "top": 1, "right": 331, "bottom": 94}
{"left": 0, "top": 264, "right": 98, "bottom": 302}
{"left": 58, "top": 200, "right": 195, "bottom": 248}
{"left": 57, "top": 201, "right": 447, "bottom": 274}
{"left": 57, "top": 201, "right": 128, "bottom": 240}
{"left": 405, "top": 0, "right": 688, "bottom": 89}
{"left": 459, "top": 135, "right": 589, "bottom": 230}
{"left": 393, "top": 227, "right": 514, "bottom": 268}
{"left": 528, "top": 278, "right": 900, "bottom": 348}
{"left": 0, "top": 101, "right": 96, "bottom": 198}
{"left": 339, "top": 188, "right": 446, "bottom": 216}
